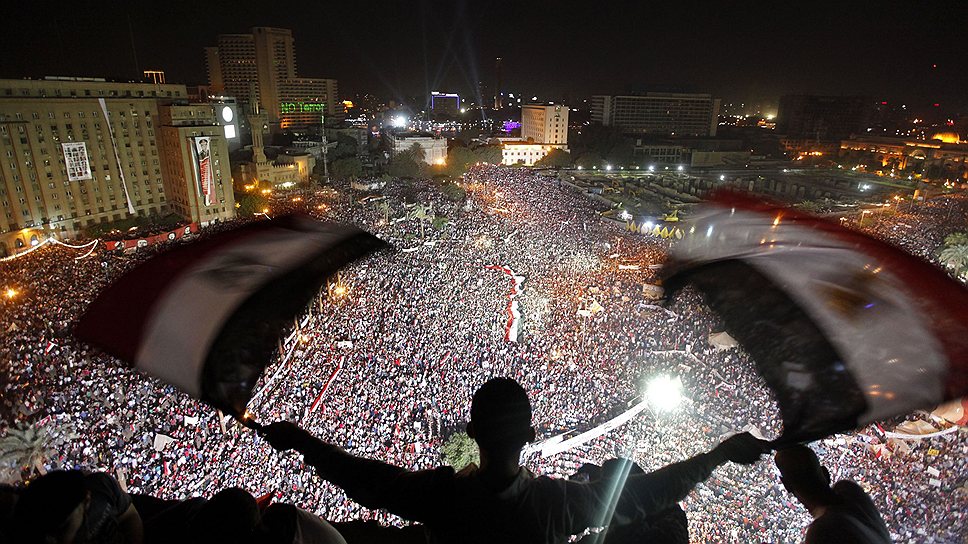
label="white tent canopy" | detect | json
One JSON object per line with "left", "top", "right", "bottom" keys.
{"left": 708, "top": 331, "right": 739, "bottom": 350}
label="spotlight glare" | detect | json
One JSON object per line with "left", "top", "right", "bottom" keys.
{"left": 646, "top": 375, "right": 683, "bottom": 412}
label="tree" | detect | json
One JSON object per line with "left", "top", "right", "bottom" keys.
{"left": 432, "top": 215, "right": 449, "bottom": 230}
{"left": 409, "top": 142, "right": 426, "bottom": 163}
{"left": 473, "top": 146, "right": 503, "bottom": 165}
{"left": 575, "top": 152, "right": 604, "bottom": 170}
{"left": 438, "top": 182, "right": 467, "bottom": 202}
{"left": 534, "top": 148, "right": 572, "bottom": 169}
{"left": 441, "top": 432, "right": 479, "bottom": 470}
{"left": 377, "top": 200, "right": 391, "bottom": 223}
{"left": 943, "top": 232, "right": 968, "bottom": 248}
{"left": 235, "top": 190, "right": 269, "bottom": 217}
{"left": 411, "top": 204, "right": 431, "bottom": 239}
{"left": 388, "top": 152, "right": 421, "bottom": 178}
{"left": 444, "top": 147, "right": 479, "bottom": 177}
{"left": 330, "top": 157, "right": 363, "bottom": 180}
{"left": 939, "top": 244, "right": 968, "bottom": 277}
{"left": 571, "top": 123, "right": 634, "bottom": 167}
{"left": 332, "top": 133, "right": 359, "bottom": 160}
{"left": 0, "top": 424, "right": 61, "bottom": 478}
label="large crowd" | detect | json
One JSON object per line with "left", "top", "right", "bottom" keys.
{"left": 1, "top": 165, "right": 966, "bottom": 543}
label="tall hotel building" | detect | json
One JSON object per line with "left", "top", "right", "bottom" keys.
{"left": 205, "top": 27, "right": 339, "bottom": 130}
{"left": 591, "top": 93, "right": 721, "bottom": 137}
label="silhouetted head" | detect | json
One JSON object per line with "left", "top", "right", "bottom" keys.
{"left": 188, "top": 487, "right": 260, "bottom": 544}
{"left": 14, "top": 470, "right": 89, "bottom": 543}
{"left": 468, "top": 377, "right": 535, "bottom": 458}
{"left": 775, "top": 445, "right": 832, "bottom": 503}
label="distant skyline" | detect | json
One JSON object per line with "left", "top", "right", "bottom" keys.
{"left": 1, "top": 0, "right": 965, "bottom": 111}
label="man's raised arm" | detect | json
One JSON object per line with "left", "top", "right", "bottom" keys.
{"left": 263, "top": 421, "right": 447, "bottom": 521}
{"left": 569, "top": 432, "right": 770, "bottom": 529}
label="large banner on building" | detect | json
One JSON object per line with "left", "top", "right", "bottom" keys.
{"left": 192, "top": 136, "right": 214, "bottom": 207}
{"left": 62, "top": 142, "right": 93, "bottom": 182}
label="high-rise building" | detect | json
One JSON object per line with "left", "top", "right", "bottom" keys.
{"left": 590, "top": 93, "right": 721, "bottom": 137}
{"left": 0, "top": 78, "right": 189, "bottom": 254}
{"left": 430, "top": 92, "right": 461, "bottom": 116}
{"left": 521, "top": 104, "right": 569, "bottom": 145}
{"left": 156, "top": 104, "right": 236, "bottom": 224}
{"left": 777, "top": 94, "right": 874, "bottom": 142}
{"left": 503, "top": 104, "right": 569, "bottom": 166}
{"left": 204, "top": 27, "right": 339, "bottom": 131}
{"left": 278, "top": 78, "right": 337, "bottom": 129}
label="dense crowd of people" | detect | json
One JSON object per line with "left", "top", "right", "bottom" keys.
{"left": 1, "top": 165, "right": 966, "bottom": 542}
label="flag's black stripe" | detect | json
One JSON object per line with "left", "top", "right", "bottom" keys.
{"left": 200, "top": 229, "right": 388, "bottom": 416}
{"left": 667, "top": 260, "right": 868, "bottom": 444}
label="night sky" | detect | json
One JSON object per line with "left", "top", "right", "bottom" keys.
{"left": 1, "top": 0, "right": 965, "bottom": 110}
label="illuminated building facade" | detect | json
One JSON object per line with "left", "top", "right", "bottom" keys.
{"left": 501, "top": 142, "right": 566, "bottom": 167}
{"left": 840, "top": 135, "right": 968, "bottom": 181}
{"left": 156, "top": 104, "right": 236, "bottom": 225}
{"left": 389, "top": 132, "right": 447, "bottom": 165}
{"left": 205, "top": 27, "right": 339, "bottom": 131}
{"left": 591, "top": 93, "right": 720, "bottom": 137}
{"left": 521, "top": 104, "right": 569, "bottom": 146}
{"left": 0, "top": 77, "right": 187, "bottom": 255}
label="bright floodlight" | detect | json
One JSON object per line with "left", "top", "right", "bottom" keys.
{"left": 677, "top": 165, "right": 684, "bottom": 172}
{"left": 646, "top": 375, "right": 683, "bottom": 412}
{"left": 390, "top": 116, "right": 407, "bottom": 128}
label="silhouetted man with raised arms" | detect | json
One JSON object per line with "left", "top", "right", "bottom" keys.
{"left": 265, "top": 377, "right": 768, "bottom": 544}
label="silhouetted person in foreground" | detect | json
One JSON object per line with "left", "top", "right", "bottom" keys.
{"left": 13, "top": 470, "right": 143, "bottom": 544}
{"left": 265, "top": 377, "right": 769, "bottom": 544}
{"left": 571, "top": 458, "right": 688, "bottom": 544}
{"left": 775, "top": 445, "right": 891, "bottom": 543}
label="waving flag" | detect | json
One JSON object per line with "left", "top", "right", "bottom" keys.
{"left": 664, "top": 193, "right": 968, "bottom": 444}
{"left": 75, "top": 215, "right": 387, "bottom": 416}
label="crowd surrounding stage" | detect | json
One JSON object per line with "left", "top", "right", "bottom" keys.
{"left": 1, "top": 165, "right": 966, "bottom": 542}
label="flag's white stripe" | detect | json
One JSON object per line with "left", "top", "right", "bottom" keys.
{"left": 674, "top": 207, "right": 947, "bottom": 424}
{"left": 135, "top": 225, "right": 357, "bottom": 397}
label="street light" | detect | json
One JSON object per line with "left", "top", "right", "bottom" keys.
{"left": 4, "top": 288, "right": 17, "bottom": 300}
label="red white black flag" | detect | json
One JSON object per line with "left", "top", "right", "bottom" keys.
{"left": 75, "top": 215, "right": 387, "bottom": 416}
{"left": 664, "top": 193, "right": 968, "bottom": 444}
